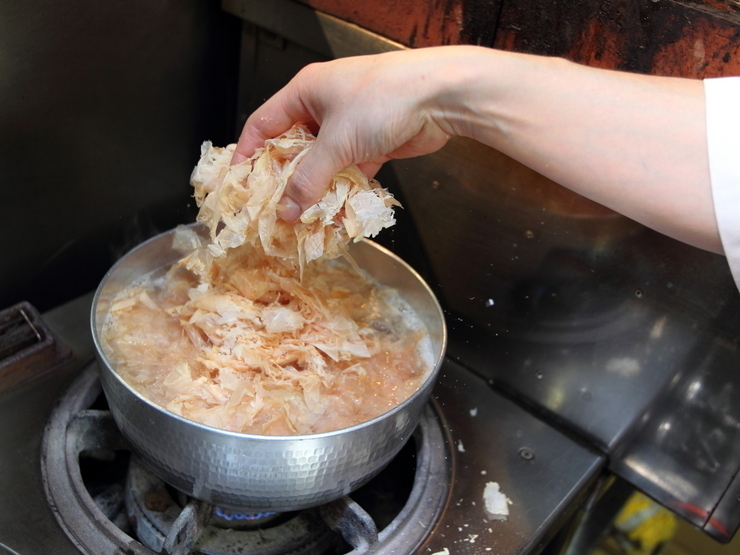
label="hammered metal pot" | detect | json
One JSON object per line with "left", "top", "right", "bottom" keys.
{"left": 92, "top": 224, "right": 446, "bottom": 511}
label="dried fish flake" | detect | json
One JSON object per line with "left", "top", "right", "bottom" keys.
{"left": 483, "top": 482, "right": 513, "bottom": 521}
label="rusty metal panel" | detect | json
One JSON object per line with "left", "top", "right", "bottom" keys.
{"left": 494, "top": 0, "right": 740, "bottom": 77}
{"left": 293, "top": 0, "right": 505, "bottom": 47}
{"left": 293, "top": 0, "right": 464, "bottom": 46}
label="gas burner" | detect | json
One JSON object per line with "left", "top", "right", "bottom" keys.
{"left": 127, "top": 456, "right": 337, "bottom": 555}
{"left": 41, "top": 362, "right": 451, "bottom": 555}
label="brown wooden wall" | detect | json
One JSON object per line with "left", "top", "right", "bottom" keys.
{"left": 297, "top": 0, "right": 740, "bottom": 78}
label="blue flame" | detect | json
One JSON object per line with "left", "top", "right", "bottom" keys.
{"left": 214, "top": 506, "right": 277, "bottom": 521}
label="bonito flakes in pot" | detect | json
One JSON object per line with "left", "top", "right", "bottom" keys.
{"left": 99, "top": 125, "right": 436, "bottom": 436}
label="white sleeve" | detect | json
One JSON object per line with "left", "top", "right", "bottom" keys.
{"left": 705, "top": 77, "right": 740, "bottom": 291}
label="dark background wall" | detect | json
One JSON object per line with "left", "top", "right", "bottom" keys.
{"left": 0, "top": 1, "right": 240, "bottom": 312}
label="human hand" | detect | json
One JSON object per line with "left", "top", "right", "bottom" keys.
{"left": 231, "top": 47, "right": 476, "bottom": 220}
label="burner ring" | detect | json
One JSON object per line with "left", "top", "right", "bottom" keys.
{"left": 127, "top": 456, "right": 336, "bottom": 554}
{"left": 41, "top": 363, "right": 451, "bottom": 555}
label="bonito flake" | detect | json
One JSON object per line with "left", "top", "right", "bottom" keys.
{"left": 189, "top": 124, "right": 400, "bottom": 277}
{"left": 101, "top": 126, "right": 433, "bottom": 436}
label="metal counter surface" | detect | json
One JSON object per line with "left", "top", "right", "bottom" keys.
{"left": 424, "top": 360, "right": 605, "bottom": 555}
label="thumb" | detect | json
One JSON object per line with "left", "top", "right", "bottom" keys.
{"left": 281, "top": 137, "right": 349, "bottom": 221}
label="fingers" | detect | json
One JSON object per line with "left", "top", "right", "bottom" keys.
{"left": 230, "top": 83, "right": 315, "bottom": 166}
{"left": 356, "top": 160, "right": 386, "bottom": 180}
{"left": 230, "top": 120, "right": 281, "bottom": 165}
{"left": 227, "top": 51, "right": 456, "bottom": 221}
{"left": 281, "top": 133, "right": 353, "bottom": 221}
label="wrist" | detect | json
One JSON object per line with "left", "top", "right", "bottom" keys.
{"left": 421, "top": 46, "right": 495, "bottom": 139}
{"left": 429, "top": 47, "right": 573, "bottom": 147}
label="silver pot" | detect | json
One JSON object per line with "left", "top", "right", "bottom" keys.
{"left": 92, "top": 224, "right": 446, "bottom": 511}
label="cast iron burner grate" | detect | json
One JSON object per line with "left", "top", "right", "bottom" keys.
{"left": 41, "top": 363, "right": 451, "bottom": 555}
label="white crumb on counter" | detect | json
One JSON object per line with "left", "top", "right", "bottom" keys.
{"left": 469, "top": 407, "right": 478, "bottom": 417}
{"left": 457, "top": 440, "right": 465, "bottom": 452}
{"left": 430, "top": 548, "right": 450, "bottom": 555}
{"left": 483, "top": 482, "right": 513, "bottom": 521}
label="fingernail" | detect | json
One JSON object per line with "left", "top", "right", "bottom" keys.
{"left": 278, "top": 196, "right": 301, "bottom": 222}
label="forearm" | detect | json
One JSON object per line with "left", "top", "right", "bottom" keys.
{"left": 435, "top": 47, "right": 720, "bottom": 253}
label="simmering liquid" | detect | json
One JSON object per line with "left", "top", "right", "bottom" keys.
{"left": 101, "top": 241, "right": 433, "bottom": 435}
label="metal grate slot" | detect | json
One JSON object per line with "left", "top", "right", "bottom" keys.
{"left": 0, "top": 306, "right": 43, "bottom": 362}
{"left": 0, "top": 301, "right": 71, "bottom": 394}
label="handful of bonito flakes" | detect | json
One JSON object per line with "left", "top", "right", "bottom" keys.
{"left": 187, "top": 124, "right": 401, "bottom": 276}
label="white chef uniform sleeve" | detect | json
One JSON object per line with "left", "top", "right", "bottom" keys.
{"left": 705, "top": 77, "right": 740, "bottom": 291}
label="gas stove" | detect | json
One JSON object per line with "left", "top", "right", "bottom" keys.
{"left": 5, "top": 0, "right": 740, "bottom": 552}
{"left": 0, "top": 293, "right": 604, "bottom": 555}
